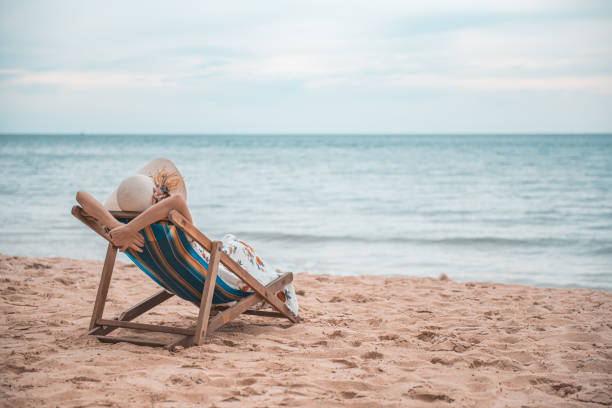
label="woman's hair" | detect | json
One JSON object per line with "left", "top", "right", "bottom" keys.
{"left": 152, "top": 168, "right": 182, "bottom": 197}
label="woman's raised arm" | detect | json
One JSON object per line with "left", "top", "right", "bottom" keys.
{"left": 76, "top": 190, "right": 144, "bottom": 252}
{"left": 109, "top": 194, "right": 193, "bottom": 252}
{"left": 76, "top": 190, "right": 193, "bottom": 253}
{"left": 76, "top": 190, "right": 123, "bottom": 231}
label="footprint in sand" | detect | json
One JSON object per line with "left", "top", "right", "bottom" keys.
{"left": 328, "top": 330, "right": 345, "bottom": 339}
{"left": 70, "top": 376, "right": 100, "bottom": 383}
{"left": 361, "top": 351, "right": 383, "bottom": 360}
{"left": 430, "top": 357, "right": 460, "bottom": 366}
{"left": 169, "top": 375, "right": 192, "bottom": 385}
{"left": 351, "top": 294, "right": 369, "bottom": 303}
{"left": 238, "top": 378, "right": 257, "bottom": 386}
{"left": 416, "top": 330, "right": 441, "bottom": 343}
{"left": 24, "top": 263, "right": 51, "bottom": 270}
{"left": 53, "top": 277, "right": 73, "bottom": 286}
{"left": 367, "top": 318, "right": 381, "bottom": 327}
{"left": 529, "top": 377, "right": 583, "bottom": 397}
{"left": 238, "top": 386, "right": 262, "bottom": 396}
{"left": 378, "top": 334, "right": 399, "bottom": 341}
{"left": 403, "top": 387, "right": 454, "bottom": 403}
{"left": 550, "top": 383, "right": 582, "bottom": 397}
{"left": 5, "top": 364, "right": 37, "bottom": 374}
{"left": 469, "top": 358, "right": 519, "bottom": 371}
{"left": 332, "top": 359, "right": 358, "bottom": 368}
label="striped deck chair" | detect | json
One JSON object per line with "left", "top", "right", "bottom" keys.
{"left": 72, "top": 205, "right": 298, "bottom": 350}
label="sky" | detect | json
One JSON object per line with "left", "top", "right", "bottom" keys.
{"left": 0, "top": 0, "right": 611, "bottom": 133}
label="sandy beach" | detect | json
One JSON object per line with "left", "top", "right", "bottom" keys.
{"left": 1, "top": 253, "right": 611, "bottom": 407}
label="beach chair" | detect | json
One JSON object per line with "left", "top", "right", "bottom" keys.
{"left": 71, "top": 205, "right": 298, "bottom": 350}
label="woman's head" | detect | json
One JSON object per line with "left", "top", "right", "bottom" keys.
{"left": 104, "top": 158, "right": 187, "bottom": 212}
{"left": 116, "top": 169, "right": 182, "bottom": 211}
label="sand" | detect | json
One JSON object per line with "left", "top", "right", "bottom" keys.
{"left": 1, "top": 253, "right": 611, "bottom": 407}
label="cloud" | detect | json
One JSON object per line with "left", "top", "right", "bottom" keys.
{"left": 1, "top": 69, "right": 172, "bottom": 89}
{"left": 1, "top": 1, "right": 611, "bottom": 132}
{"left": 386, "top": 74, "right": 612, "bottom": 93}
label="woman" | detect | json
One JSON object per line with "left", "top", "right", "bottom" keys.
{"left": 75, "top": 158, "right": 298, "bottom": 316}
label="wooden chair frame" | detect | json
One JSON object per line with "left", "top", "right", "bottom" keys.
{"left": 72, "top": 205, "right": 298, "bottom": 350}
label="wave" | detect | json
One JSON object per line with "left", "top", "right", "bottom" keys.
{"left": 232, "top": 231, "right": 576, "bottom": 248}
{"left": 589, "top": 247, "right": 612, "bottom": 256}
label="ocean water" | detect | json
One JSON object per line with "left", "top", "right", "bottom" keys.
{"left": 0, "top": 134, "right": 610, "bottom": 290}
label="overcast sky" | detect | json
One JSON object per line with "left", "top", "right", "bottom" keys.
{"left": 1, "top": 1, "right": 611, "bottom": 133}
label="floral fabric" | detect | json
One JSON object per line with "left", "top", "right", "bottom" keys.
{"left": 191, "top": 234, "right": 298, "bottom": 316}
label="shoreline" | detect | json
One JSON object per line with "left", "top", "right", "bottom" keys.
{"left": 1, "top": 251, "right": 609, "bottom": 293}
{"left": 1, "top": 254, "right": 611, "bottom": 407}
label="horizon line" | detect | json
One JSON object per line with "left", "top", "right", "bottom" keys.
{"left": 2, "top": 132, "right": 612, "bottom": 137}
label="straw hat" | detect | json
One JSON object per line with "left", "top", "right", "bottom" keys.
{"left": 104, "top": 158, "right": 187, "bottom": 211}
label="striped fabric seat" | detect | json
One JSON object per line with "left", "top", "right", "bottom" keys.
{"left": 122, "top": 220, "right": 251, "bottom": 305}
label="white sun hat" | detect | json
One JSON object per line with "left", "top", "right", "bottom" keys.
{"left": 115, "top": 174, "right": 155, "bottom": 212}
{"left": 104, "top": 158, "right": 187, "bottom": 211}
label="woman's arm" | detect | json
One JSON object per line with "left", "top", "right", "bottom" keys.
{"left": 109, "top": 194, "right": 193, "bottom": 251}
{"left": 76, "top": 190, "right": 144, "bottom": 252}
{"left": 76, "top": 191, "right": 123, "bottom": 230}
{"left": 125, "top": 194, "right": 192, "bottom": 231}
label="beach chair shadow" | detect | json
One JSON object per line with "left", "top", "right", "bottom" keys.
{"left": 72, "top": 206, "right": 298, "bottom": 350}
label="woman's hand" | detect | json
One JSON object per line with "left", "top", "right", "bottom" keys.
{"left": 109, "top": 224, "right": 145, "bottom": 253}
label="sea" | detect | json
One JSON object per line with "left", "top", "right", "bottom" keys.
{"left": 0, "top": 134, "right": 610, "bottom": 290}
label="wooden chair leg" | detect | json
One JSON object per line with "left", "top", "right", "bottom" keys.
{"left": 89, "top": 243, "right": 118, "bottom": 330}
{"left": 193, "top": 241, "right": 222, "bottom": 345}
